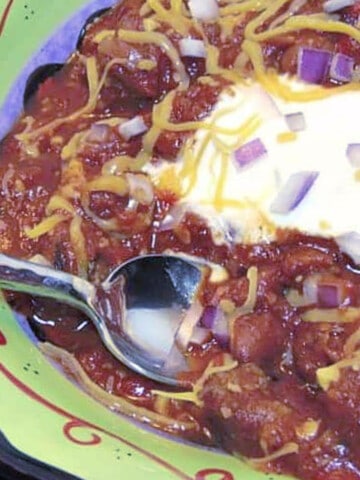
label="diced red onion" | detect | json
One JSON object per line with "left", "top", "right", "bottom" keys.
{"left": 126, "top": 173, "right": 154, "bottom": 205}
{"left": 346, "top": 143, "right": 360, "bottom": 167}
{"left": 303, "top": 276, "right": 318, "bottom": 304}
{"left": 323, "top": 0, "right": 355, "bottom": 13}
{"left": 234, "top": 138, "right": 267, "bottom": 169}
{"left": 188, "top": 0, "right": 219, "bottom": 21}
{"left": 200, "top": 306, "right": 217, "bottom": 328}
{"left": 329, "top": 53, "right": 354, "bottom": 83}
{"left": 336, "top": 231, "right": 360, "bottom": 265}
{"left": 303, "top": 276, "right": 341, "bottom": 307}
{"left": 175, "top": 301, "right": 204, "bottom": 351}
{"left": 179, "top": 38, "right": 207, "bottom": 58}
{"left": 158, "top": 203, "right": 187, "bottom": 232}
{"left": 285, "top": 112, "right": 306, "bottom": 132}
{"left": 297, "top": 48, "right": 332, "bottom": 84}
{"left": 270, "top": 171, "right": 319, "bottom": 214}
{"left": 200, "top": 306, "right": 229, "bottom": 348}
{"left": 87, "top": 123, "right": 110, "bottom": 143}
{"left": 317, "top": 284, "right": 341, "bottom": 308}
{"left": 118, "top": 116, "right": 148, "bottom": 141}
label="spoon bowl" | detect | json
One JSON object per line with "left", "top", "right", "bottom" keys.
{"left": 0, "top": 253, "right": 203, "bottom": 386}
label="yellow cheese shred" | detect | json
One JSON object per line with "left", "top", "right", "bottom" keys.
{"left": 24, "top": 214, "right": 68, "bottom": 239}
{"left": 93, "top": 29, "right": 116, "bottom": 43}
{"left": 69, "top": 215, "right": 88, "bottom": 278}
{"left": 242, "top": 39, "right": 360, "bottom": 102}
{"left": 249, "top": 14, "right": 360, "bottom": 44}
{"left": 248, "top": 442, "right": 299, "bottom": 465}
{"left": 220, "top": 0, "right": 268, "bottom": 17}
{"left": 101, "top": 155, "right": 146, "bottom": 175}
{"left": 302, "top": 308, "right": 360, "bottom": 324}
{"left": 46, "top": 195, "right": 76, "bottom": 215}
{"left": 146, "top": 0, "right": 192, "bottom": 36}
{"left": 84, "top": 175, "right": 129, "bottom": 197}
{"left": 39, "top": 342, "right": 197, "bottom": 433}
{"left": 152, "top": 355, "right": 238, "bottom": 408}
{"left": 117, "top": 29, "right": 189, "bottom": 89}
{"left": 317, "top": 351, "right": 360, "bottom": 391}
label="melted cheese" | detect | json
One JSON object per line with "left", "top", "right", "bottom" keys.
{"left": 317, "top": 351, "right": 360, "bottom": 391}
{"left": 84, "top": 175, "right": 129, "bottom": 196}
{"left": 146, "top": 0, "right": 192, "bottom": 35}
{"left": 46, "top": 195, "right": 75, "bottom": 215}
{"left": 117, "top": 29, "right": 189, "bottom": 88}
{"left": 249, "top": 442, "right": 299, "bottom": 465}
{"left": 151, "top": 356, "right": 238, "bottom": 407}
{"left": 25, "top": 214, "right": 68, "bottom": 239}
{"left": 69, "top": 215, "right": 88, "bottom": 278}
{"left": 302, "top": 308, "right": 360, "bottom": 323}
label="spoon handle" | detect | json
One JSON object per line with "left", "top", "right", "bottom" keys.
{"left": 0, "top": 253, "right": 96, "bottom": 317}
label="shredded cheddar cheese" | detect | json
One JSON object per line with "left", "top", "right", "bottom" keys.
{"left": 117, "top": 29, "right": 189, "bottom": 88}
{"left": 69, "top": 215, "right": 88, "bottom": 278}
{"left": 248, "top": 442, "right": 299, "bottom": 465}
{"left": 46, "top": 195, "right": 76, "bottom": 216}
{"left": 146, "top": 0, "right": 192, "bottom": 35}
{"left": 317, "top": 351, "right": 360, "bottom": 391}
{"left": 152, "top": 355, "right": 238, "bottom": 407}
{"left": 25, "top": 214, "right": 69, "bottom": 239}
{"left": 84, "top": 175, "right": 129, "bottom": 196}
{"left": 302, "top": 308, "right": 360, "bottom": 323}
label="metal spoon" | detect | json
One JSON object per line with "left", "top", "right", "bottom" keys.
{"left": 0, "top": 253, "right": 203, "bottom": 386}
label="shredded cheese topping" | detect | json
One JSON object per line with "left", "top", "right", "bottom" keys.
{"left": 248, "top": 442, "right": 299, "bottom": 465}
{"left": 14, "top": 0, "right": 360, "bottom": 282}
{"left": 317, "top": 350, "right": 360, "bottom": 391}
{"left": 152, "top": 355, "right": 238, "bottom": 407}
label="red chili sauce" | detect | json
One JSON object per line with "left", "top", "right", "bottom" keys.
{"left": 1, "top": 1, "right": 360, "bottom": 479}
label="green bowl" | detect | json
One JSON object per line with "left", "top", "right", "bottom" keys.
{"left": 0, "top": 1, "right": 292, "bottom": 478}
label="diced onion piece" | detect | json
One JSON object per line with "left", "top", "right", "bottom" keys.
{"left": 234, "top": 138, "right": 267, "bottom": 169}
{"left": 200, "top": 306, "right": 217, "bottom": 329}
{"left": 346, "top": 143, "right": 360, "bottom": 167}
{"left": 303, "top": 276, "right": 318, "bottom": 304}
{"left": 329, "top": 53, "right": 354, "bottom": 83}
{"left": 87, "top": 123, "right": 110, "bottom": 143}
{"left": 270, "top": 171, "right": 319, "bottom": 214}
{"left": 285, "top": 112, "right": 306, "bottom": 132}
{"left": 179, "top": 38, "right": 207, "bottom": 58}
{"left": 175, "top": 301, "right": 204, "bottom": 351}
{"left": 303, "top": 275, "right": 342, "bottom": 308}
{"left": 118, "top": 116, "right": 148, "bottom": 140}
{"left": 126, "top": 173, "right": 154, "bottom": 205}
{"left": 317, "top": 284, "right": 342, "bottom": 308}
{"left": 125, "top": 307, "right": 181, "bottom": 360}
{"left": 158, "top": 203, "right": 187, "bottom": 231}
{"left": 188, "top": 0, "right": 219, "bottom": 21}
{"left": 200, "top": 306, "right": 229, "bottom": 348}
{"left": 297, "top": 48, "right": 332, "bottom": 84}
{"left": 336, "top": 231, "right": 360, "bottom": 265}
{"left": 212, "top": 310, "right": 230, "bottom": 348}
{"left": 323, "top": 0, "right": 355, "bottom": 13}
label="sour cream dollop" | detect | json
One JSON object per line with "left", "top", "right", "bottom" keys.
{"left": 150, "top": 80, "right": 360, "bottom": 246}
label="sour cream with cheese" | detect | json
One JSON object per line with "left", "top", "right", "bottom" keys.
{"left": 150, "top": 80, "right": 360, "bottom": 245}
